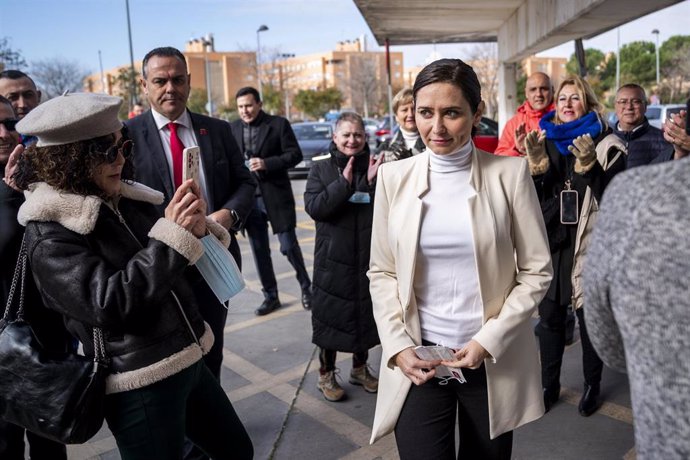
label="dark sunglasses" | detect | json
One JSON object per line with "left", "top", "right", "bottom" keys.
{"left": 90, "top": 139, "right": 134, "bottom": 163}
{"left": 0, "top": 119, "right": 19, "bottom": 131}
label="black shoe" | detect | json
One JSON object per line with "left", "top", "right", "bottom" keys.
{"left": 255, "top": 298, "right": 281, "bottom": 316}
{"left": 543, "top": 387, "right": 560, "bottom": 413}
{"left": 301, "top": 289, "right": 312, "bottom": 310}
{"left": 578, "top": 384, "right": 600, "bottom": 417}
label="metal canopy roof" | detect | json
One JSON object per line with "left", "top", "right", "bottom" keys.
{"left": 353, "top": 0, "right": 683, "bottom": 60}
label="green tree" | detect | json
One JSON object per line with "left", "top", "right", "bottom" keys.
{"left": 565, "top": 48, "right": 616, "bottom": 101}
{"left": 293, "top": 87, "right": 342, "bottom": 120}
{"left": 618, "top": 41, "right": 656, "bottom": 88}
{"left": 187, "top": 88, "right": 208, "bottom": 115}
{"left": 660, "top": 35, "right": 690, "bottom": 103}
{"left": 566, "top": 48, "right": 607, "bottom": 78}
{"left": 261, "top": 84, "right": 282, "bottom": 115}
{"left": 113, "top": 67, "right": 142, "bottom": 119}
{"left": 515, "top": 64, "right": 527, "bottom": 106}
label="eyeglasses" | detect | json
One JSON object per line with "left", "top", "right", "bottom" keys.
{"left": 615, "top": 99, "right": 644, "bottom": 107}
{"left": 0, "top": 119, "right": 19, "bottom": 131}
{"left": 90, "top": 139, "right": 134, "bottom": 163}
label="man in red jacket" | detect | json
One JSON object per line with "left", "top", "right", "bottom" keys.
{"left": 495, "top": 72, "right": 554, "bottom": 156}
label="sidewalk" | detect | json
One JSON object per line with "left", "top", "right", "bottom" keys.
{"left": 67, "top": 179, "right": 634, "bottom": 460}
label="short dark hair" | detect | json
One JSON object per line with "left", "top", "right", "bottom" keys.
{"left": 0, "top": 69, "right": 38, "bottom": 89}
{"left": 412, "top": 58, "right": 482, "bottom": 136}
{"left": 413, "top": 59, "right": 482, "bottom": 114}
{"left": 235, "top": 87, "right": 261, "bottom": 103}
{"left": 617, "top": 83, "right": 647, "bottom": 101}
{"left": 335, "top": 111, "right": 364, "bottom": 132}
{"left": 142, "top": 47, "right": 187, "bottom": 79}
{"left": 0, "top": 95, "right": 15, "bottom": 114}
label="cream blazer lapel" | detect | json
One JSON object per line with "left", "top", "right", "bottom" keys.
{"left": 392, "top": 153, "right": 429, "bottom": 310}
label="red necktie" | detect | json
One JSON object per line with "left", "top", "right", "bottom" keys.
{"left": 168, "top": 122, "right": 185, "bottom": 189}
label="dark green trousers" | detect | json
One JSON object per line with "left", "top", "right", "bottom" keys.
{"left": 105, "top": 360, "right": 253, "bottom": 460}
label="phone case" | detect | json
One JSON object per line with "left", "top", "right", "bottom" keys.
{"left": 560, "top": 189, "right": 579, "bottom": 224}
{"left": 182, "top": 146, "right": 200, "bottom": 187}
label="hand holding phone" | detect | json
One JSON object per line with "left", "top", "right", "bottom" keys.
{"left": 182, "top": 146, "right": 200, "bottom": 192}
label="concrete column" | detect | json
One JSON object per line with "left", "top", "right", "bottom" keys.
{"left": 498, "top": 62, "right": 518, "bottom": 135}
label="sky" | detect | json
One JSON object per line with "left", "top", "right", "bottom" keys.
{"left": 1, "top": 0, "right": 689, "bottom": 75}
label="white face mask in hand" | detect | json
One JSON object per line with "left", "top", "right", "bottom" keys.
{"left": 195, "top": 234, "right": 245, "bottom": 304}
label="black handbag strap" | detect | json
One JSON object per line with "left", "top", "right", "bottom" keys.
{"left": 3, "top": 234, "right": 108, "bottom": 365}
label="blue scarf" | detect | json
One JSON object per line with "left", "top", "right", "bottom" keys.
{"left": 539, "top": 110, "right": 603, "bottom": 156}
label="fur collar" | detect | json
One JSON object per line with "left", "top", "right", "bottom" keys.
{"left": 18, "top": 181, "right": 164, "bottom": 235}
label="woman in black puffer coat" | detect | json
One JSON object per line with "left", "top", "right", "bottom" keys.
{"left": 304, "top": 112, "right": 383, "bottom": 402}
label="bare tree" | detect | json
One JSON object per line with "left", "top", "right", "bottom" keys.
{"left": 467, "top": 44, "right": 499, "bottom": 119}
{"left": 348, "top": 54, "right": 381, "bottom": 118}
{"left": 31, "top": 58, "right": 90, "bottom": 99}
{"left": 0, "top": 37, "right": 27, "bottom": 70}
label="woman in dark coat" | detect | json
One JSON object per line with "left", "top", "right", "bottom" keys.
{"left": 304, "top": 112, "right": 383, "bottom": 402}
{"left": 13, "top": 92, "right": 253, "bottom": 460}
{"left": 524, "top": 75, "right": 626, "bottom": 417}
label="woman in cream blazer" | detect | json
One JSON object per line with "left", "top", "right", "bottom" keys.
{"left": 368, "top": 59, "right": 553, "bottom": 459}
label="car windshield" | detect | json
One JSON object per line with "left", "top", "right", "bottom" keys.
{"left": 645, "top": 107, "right": 662, "bottom": 120}
{"left": 293, "top": 124, "right": 332, "bottom": 140}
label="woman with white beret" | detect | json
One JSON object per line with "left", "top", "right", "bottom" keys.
{"left": 13, "top": 92, "right": 253, "bottom": 459}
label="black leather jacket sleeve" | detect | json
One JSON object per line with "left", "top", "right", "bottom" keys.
{"left": 27, "top": 222, "right": 191, "bottom": 332}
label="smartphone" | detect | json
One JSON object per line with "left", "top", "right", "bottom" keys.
{"left": 182, "top": 146, "right": 200, "bottom": 190}
{"left": 560, "top": 189, "right": 579, "bottom": 224}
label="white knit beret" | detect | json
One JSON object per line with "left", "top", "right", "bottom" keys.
{"left": 16, "top": 92, "right": 123, "bottom": 147}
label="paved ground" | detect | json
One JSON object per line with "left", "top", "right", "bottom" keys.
{"left": 66, "top": 179, "right": 635, "bottom": 460}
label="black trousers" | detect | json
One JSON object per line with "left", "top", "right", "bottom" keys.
{"left": 106, "top": 360, "right": 252, "bottom": 460}
{"left": 536, "top": 297, "right": 603, "bottom": 391}
{"left": 244, "top": 197, "right": 311, "bottom": 300}
{"left": 395, "top": 365, "right": 513, "bottom": 460}
{"left": 0, "top": 420, "right": 66, "bottom": 460}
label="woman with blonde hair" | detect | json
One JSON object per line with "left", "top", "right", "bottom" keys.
{"left": 525, "top": 74, "right": 626, "bottom": 416}
{"left": 375, "top": 88, "right": 425, "bottom": 162}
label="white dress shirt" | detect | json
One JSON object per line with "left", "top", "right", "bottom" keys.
{"left": 150, "top": 109, "right": 209, "bottom": 200}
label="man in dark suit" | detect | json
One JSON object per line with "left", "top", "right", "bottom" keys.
{"left": 126, "top": 47, "right": 255, "bottom": 382}
{"left": 230, "top": 87, "right": 312, "bottom": 316}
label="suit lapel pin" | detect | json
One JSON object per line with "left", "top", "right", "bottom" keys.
{"left": 200, "top": 128, "right": 208, "bottom": 135}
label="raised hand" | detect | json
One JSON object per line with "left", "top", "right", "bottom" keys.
{"left": 367, "top": 153, "right": 384, "bottom": 184}
{"left": 514, "top": 122, "right": 528, "bottom": 155}
{"left": 165, "top": 179, "right": 208, "bottom": 237}
{"left": 568, "top": 133, "right": 597, "bottom": 173}
{"left": 342, "top": 156, "right": 354, "bottom": 184}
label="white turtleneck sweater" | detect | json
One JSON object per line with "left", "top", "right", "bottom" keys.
{"left": 413, "top": 141, "right": 483, "bottom": 349}
{"left": 399, "top": 127, "right": 420, "bottom": 150}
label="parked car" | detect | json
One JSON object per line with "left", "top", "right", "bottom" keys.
{"left": 474, "top": 116, "right": 499, "bottom": 153}
{"left": 363, "top": 118, "right": 379, "bottom": 149}
{"left": 290, "top": 122, "right": 334, "bottom": 177}
{"left": 646, "top": 104, "right": 685, "bottom": 129}
{"left": 374, "top": 117, "right": 398, "bottom": 148}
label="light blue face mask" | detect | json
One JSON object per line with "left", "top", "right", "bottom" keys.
{"left": 195, "top": 234, "right": 245, "bottom": 304}
{"left": 348, "top": 191, "right": 371, "bottom": 204}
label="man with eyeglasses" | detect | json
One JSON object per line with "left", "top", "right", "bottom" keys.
{"left": 613, "top": 83, "right": 670, "bottom": 168}
{"left": 1, "top": 97, "right": 70, "bottom": 459}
